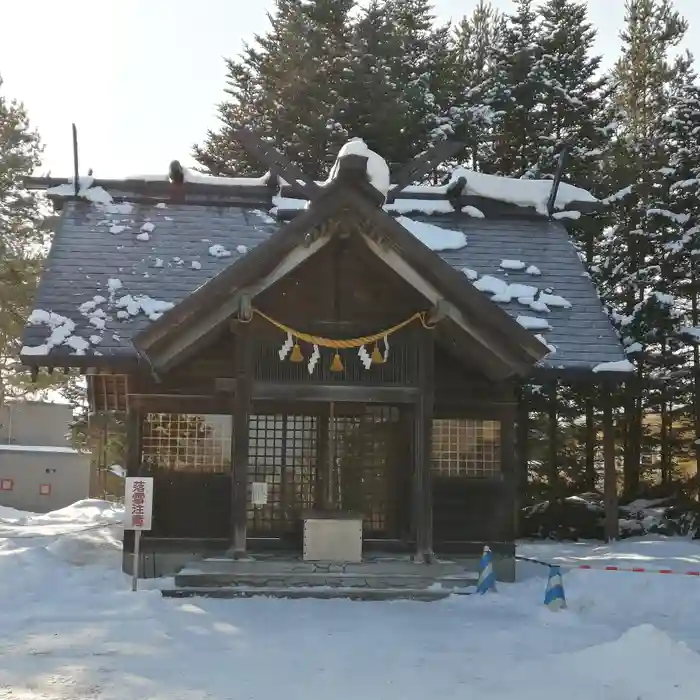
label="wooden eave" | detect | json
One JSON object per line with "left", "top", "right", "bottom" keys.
{"left": 134, "top": 176, "right": 549, "bottom": 380}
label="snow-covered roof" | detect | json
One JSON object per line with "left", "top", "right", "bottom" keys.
{"left": 402, "top": 169, "right": 598, "bottom": 215}
{"left": 21, "top": 195, "right": 624, "bottom": 374}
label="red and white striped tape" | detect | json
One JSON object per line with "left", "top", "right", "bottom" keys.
{"left": 576, "top": 564, "right": 700, "bottom": 577}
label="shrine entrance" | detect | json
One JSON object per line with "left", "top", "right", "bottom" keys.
{"left": 246, "top": 402, "right": 410, "bottom": 543}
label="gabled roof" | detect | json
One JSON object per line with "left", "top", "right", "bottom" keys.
{"left": 132, "top": 176, "right": 548, "bottom": 380}
{"left": 21, "top": 164, "right": 626, "bottom": 379}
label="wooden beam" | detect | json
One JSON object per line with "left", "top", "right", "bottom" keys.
{"left": 230, "top": 324, "right": 252, "bottom": 557}
{"left": 361, "top": 234, "right": 516, "bottom": 380}
{"left": 252, "top": 382, "right": 420, "bottom": 404}
{"left": 413, "top": 328, "right": 434, "bottom": 563}
{"left": 603, "top": 384, "right": 619, "bottom": 541}
{"left": 150, "top": 235, "right": 330, "bottom": 372}
{"left": 233, "top": 128, "right": 321, "bottom": 200}
{"left": 128, "top": 394, "right": 232, "bottom": 414}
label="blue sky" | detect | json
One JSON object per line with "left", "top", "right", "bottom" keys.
{"left": 1, "top": 0, "right": 698, "bottom": 177}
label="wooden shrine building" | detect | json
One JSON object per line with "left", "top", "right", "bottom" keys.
{"left": 21, "top": 137, "right": 630, "bottom": 586}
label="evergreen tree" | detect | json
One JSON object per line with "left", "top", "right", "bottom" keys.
{"left": 439, "top": 0, "right": 505, "bottom": 170}
{"left": 194, "top": 0, "right": 357, "bottom": 179}
{"left": 535, "top": 0, "right": 608, "bottom": 185}
{"left": 0, "top": 77, "right": 54, "bottom": 402}
{"left": 596, "top": 0, "right": 693, "bottom": 496}
{"left": 347, "top": 0, "right": 452, "bottom": 170}
{"left": 476, "top": 0, "right": 545, "bottom": 177}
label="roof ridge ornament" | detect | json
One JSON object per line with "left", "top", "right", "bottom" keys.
{"left": 233, "top": 128, "right": 464, "bottom": 206}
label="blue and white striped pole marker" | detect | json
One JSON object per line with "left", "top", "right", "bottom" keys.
{"left": 476, "top": 545, "right": 497, "bottom": 594}
{"left": 544, "top": 565, "right": 567, "bottom": 611}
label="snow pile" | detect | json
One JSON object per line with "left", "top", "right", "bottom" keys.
{"left": 396, "top": 216, "right": 467, "bottom": 251}
{"left": 127, "top": 168, "right": 270, "bottom": 187}
{"left": 500, "top": 259, "right": 527, "bottom": 271}
{"left": 209, "top": 244, "right": 232, "bottom": 258}
{"left": 462, "top": 205, "right": 485, "bottom": 218}
{"left": 0, "top": 501, "right": 698, "bottom": 699}
{"left": 472, "top": 274, "right": 571, "bottom": 315}
{"left": 593, "top": 359, "right": 635, "bottom": 373}
{"left": 271, "top": 195, "right": 309, "bottom": 214}
{"left": 328, "top": 137, "right": 391, "bottom": 200}
{"left": 447, "top": 169, "right": 597, "bottom": 215}
{"left": 46, "top": 176, "right": 113, "bottom": 205}
{"left": 114, "top": 294, "right": 174, "bottom": 321}
{"left": 517, "top": 315, "right": 552, "bottom": 331}
{"left": 385, "top": 199, "right": 455, "bottom": 215}
{"left": 21, "top": 309, "right": 90, "bottom": 356}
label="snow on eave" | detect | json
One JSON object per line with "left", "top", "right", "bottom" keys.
{"left": 592, "top": 360, "right": 635, "bottom": 374}
{"left": 125, "top": 167, "right": 272, "bottom": 188}
{"left": 0, "top": 444, "right": 85, "bottom": 455}
{"left": 400, "top": 169, "right": 598, "bottom": 215}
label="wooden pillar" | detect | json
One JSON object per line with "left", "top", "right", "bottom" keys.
{"left": 515, "top": 384, "right": 529, "bottom": 537}
{"left": 125, "top": 407, "right": 143, "bottom": 476}
{"left": 548, "top": 381, "right": 559, "bottom": 493}
{"left": 501, "top": 402, "right": 518, "bottom": 541}
{"left": 515, "top": 384, "right": 529, "bottom": 502}
{"left": 230, "top": 322, "right": 252, "bottom": 557}
{"left": 584, "top": 390, "right": 596, "bottom": 491}
{"left": 602, "top": 382, "right": 618, "bottom": 541}
{"left": 413, "top": 328, "right": 434, "bottom": 563}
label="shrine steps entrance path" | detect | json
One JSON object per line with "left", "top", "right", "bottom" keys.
{"left": 161, "top": 555, "right": 478, "bottom": 601}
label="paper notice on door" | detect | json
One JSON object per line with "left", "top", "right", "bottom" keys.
{"left": 251, "top": 481, "right": 268, "bottom": 505}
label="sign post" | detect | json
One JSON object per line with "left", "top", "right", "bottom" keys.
{"left": 124, "top": 476, "right": 154, "bottom": 592}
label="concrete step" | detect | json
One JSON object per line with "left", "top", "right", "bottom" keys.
{"left": 162, "top": 586, "right": 468, "bottom": 601}
{"left": 174, "top": 569, "right": 478, "bottom": 590}
{"left": 182, "top": 557, "right": 476, "bottom": 577}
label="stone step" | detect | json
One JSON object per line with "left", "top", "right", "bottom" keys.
{"left": 174, "top": 569, "right": 478, "bottom": 590}
{"left": 162, "top": 586, "right": 467, "bottom": 601}
{"left": 183, "top": 557, "right": 477, "bottom": 577}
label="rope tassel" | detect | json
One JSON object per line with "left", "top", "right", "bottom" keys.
{"left": 371, "top": 343, "right": 384, "bottom": 364}
{"left": 330, "top": 351, "right": 344, "bottom": 373}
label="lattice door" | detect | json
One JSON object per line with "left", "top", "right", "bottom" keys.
{"left": 245, "top": 406, "right": 407, "bottom": 539}
{"left": 247, "top": 413, "right": 318, "bottom": 536}
{"left": 331, "top": 405, "right": 406, "bottom": 538}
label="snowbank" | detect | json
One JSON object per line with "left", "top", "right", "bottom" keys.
{"left": 0, "top": 499, "right": 698, "bottom": 699}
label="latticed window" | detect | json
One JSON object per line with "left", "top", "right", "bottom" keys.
{"left": 431, "top": 419, "right": 501, "bottom": 477}
{"left": 141, "top": 413, "right": 232, "bottom": 473}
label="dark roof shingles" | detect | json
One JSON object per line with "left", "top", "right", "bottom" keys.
{"left": 23, "top": 201, "right": 624, "bottom": 371}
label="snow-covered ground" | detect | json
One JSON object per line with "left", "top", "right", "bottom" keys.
{"left": 0, "top": 501, "right": 699, "bottom": 699}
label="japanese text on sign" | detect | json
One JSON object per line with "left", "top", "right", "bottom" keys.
{"left": 124, "top": 476, "right": 154, "bottom": 531}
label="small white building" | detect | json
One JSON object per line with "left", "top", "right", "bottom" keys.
{"left": 0, "top": 401, "right": 91, "bottom": 513}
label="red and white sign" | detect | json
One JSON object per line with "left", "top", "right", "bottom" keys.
{"left": 0, "top": 479, "right": 13, "bottom": 492}
{"left": 39, "top": 484, "right": 51, "bottom": 496}
{"left": 124, "top": 477, "right": 154, "bottom": 531}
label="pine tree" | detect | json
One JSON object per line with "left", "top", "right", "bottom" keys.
{"left": 535, "top": 0, "right": 608, "bottom": 185}
{"left": 346, "top": 0, "right": 452, "bottom": 171}
{"left": 597, "top": 0, "right": 693, "bottom": 496}
{"left": 656, "top": 81, "right": 700, "bottom": 486}
{"left": 477, "top": 0, "right": 545, "bottom": 177}
{"left": 0, "top": 77, "right": 53, "bottom": 403}
{"left": 440, "top": 0, "right": 505, "bottom": 170}
{"left": 194, "top": 0, "right": 357, "bottom": 179}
